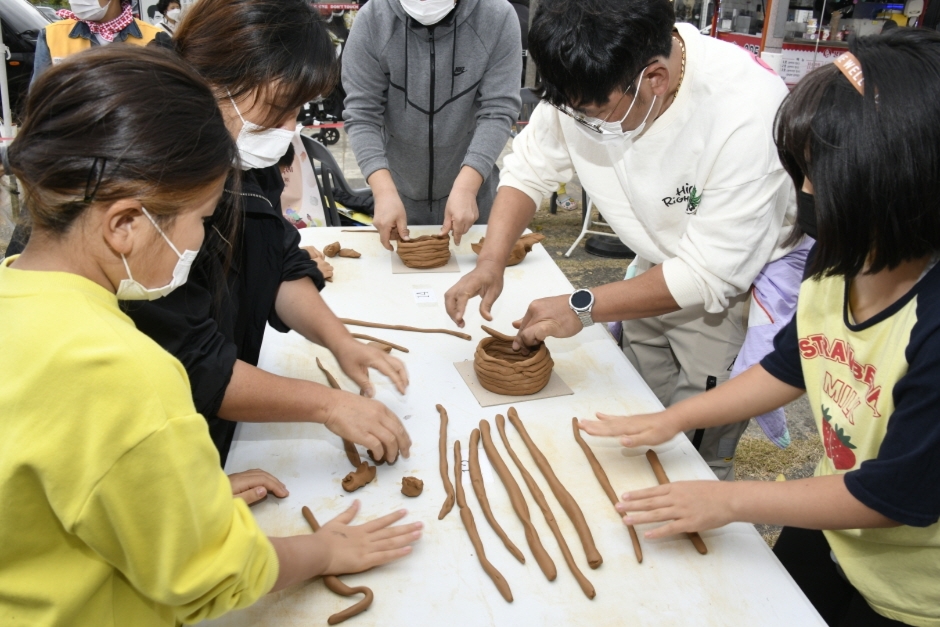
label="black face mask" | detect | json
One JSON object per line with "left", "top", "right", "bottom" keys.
{"left": 797, "top": 190, "right": 817, "bottom": 240}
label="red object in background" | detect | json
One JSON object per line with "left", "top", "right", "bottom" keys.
{"left": 717, "top": 31, "right": 764, "bottom": 55}
{"left": 313, "top": 3, "right": 359, "bottom": 11}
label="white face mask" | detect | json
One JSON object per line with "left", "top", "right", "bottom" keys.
{"left": 68, "top": 0, "right": 110, "bottom": 22}
{"left": 116, "top": 207, "right": 198, "bottom": 301}
{"left": 565, "top": 67, "right": 658, "bottom": 146}
{"left": 165, "top": 8, "right": 181, "bottom": 22}
{"left": 229, "top": 94, "right": 294, "bottom": 170}
{"left": 399, "top": 0, "right": 455, "bottom": 26}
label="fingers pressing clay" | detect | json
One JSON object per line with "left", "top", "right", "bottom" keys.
{"left": 316, "top": 358, "right": 362, "bottom": 468}
{"left": 338, "top": 248, "right": 361, "bottom": 258}
{"left": 572, "top": 418, "right": 643, "bottom": 564}
{"left": 351, "top": 333, "right": 410, "bottom": 353}
{"left": 368, "top": 341, "right": 394, "bottom": 354}
{"left": 437, "top": 404, "right": 456, "bottom": 520}
{"left": 367, "top": 449, "right": 387, "bottom": 465}
{"left": 340, "top": 318, "right": 471, "bottom": 341}
{"left": 454, "top": 440, "right": 513, "bottom": 602}
{"left": 479, "top": 419, "right": 556, "bottom": 581}
{"left": 301, "top": 506, "right": 375, "bottom": 625}
{"left": 401, "top": 476, "right": 423, "bottom": 497}
{"left": 507, "top": 408, "right": 602, "bottom": 569}
{"left": 396, "top": 234, "right": 451, "bottom": 269}
{"left": 469, "top": 428, "right": 526, "bottom": 564}
{"left": 342, "top": 462, "right": 376, "bottom": 492}
{"left": 324, "top": 242, "right": 342, "bottom": 258}
{"left": 645, "top": 450, "right": 708, "bottom": 555}
{"left": 496, "top": 414, "right": 596, "bottom": 600}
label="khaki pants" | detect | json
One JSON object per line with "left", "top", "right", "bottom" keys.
{"left": 620, "top": 292, "right": 750, "bottom": 480}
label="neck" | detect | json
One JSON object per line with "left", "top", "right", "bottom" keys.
{"left": 656, "top": 34, "right": 685, "bottom": 118}
{"left": 101, "top": 0, "right": 124, "bottom": 23}
{"left": 849, "top": 255, "right": 933, "bottom": 324}
{"left": 11, "top": 229, "right": 118, "bottom": 294}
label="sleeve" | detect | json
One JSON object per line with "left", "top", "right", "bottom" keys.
{"left": 459, "top": 15, "right": 522, "bottom": 181}
{"left": 30, "top": 29, "right": 52, "bottom": 88}
{"left": 497, "top": 102, "right": 577, "bottom": 207}
{"left": 759, "top": 312, "right": 805, "bottom": 389}
{"left": 73, "top": 414, "right": 279, "bottom": 623}
{"left": 124, "top": 255, "right": 238, "bottom": 419}
{"left": 341, "top": 7, "right": 391, "bottom": 184}
{"left": 843, "top": 313, "right": 940, "bottom": 528}
{"left": 267, "top": 218, "right": 326, "bottom": 333}
{"left": 660, "top": 123, "right": 794, "bottom": 313}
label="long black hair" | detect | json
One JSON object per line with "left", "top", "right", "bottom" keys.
{"left": 775, "top": 29, "right": 940, "bottom": 279}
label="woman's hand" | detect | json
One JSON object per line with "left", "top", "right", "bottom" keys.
{"left": 302, "top": 246, "right": 334, "bottom": 282}
{"left": 321, "top": 387, "right": 412, "bottom": 463}
{"left": 319, "top": 501, "right": 423, "bottom": 575}
{"left": 578, "top": 411, "right": 681, "bottom": 448}
{"left": 229, "top": 468, "right": 290, "bottom": 505}
{"left": 616, "top": 481, "right": 735, "bottom": 539}
{"left": 333, "top": 337, "right": 409, "bottom": 398}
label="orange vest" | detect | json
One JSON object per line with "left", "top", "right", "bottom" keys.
{"left": 44, "top": 19, "right": 160, "bottom": 65}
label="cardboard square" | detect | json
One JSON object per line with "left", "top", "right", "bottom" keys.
{"left": 390, "top": 249, "right": 460, "bottom": 274}
{"left": 454, "top": 360, "right": 574, "bottom": 407}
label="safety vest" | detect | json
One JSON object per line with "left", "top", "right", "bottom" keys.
{"left": 44, "top": 19, "right": 160, "bottom": 65}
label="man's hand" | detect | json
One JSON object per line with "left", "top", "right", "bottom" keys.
{"left": 229, "top": 468, "right": 290, "bottom": 505}
{"left": 368, "top": 170, "right": 410, "bottom": 250}
{"left": 332, "top": 337, "right": 409, "bottom": 398}
{"left": 511, "top": 294, "right": 582, "bottom": 351}
{"left": 444, "top": 259, "right": 505, "bottom": 328}
{"left": 440, "top": 168, "right": 483, "bottom": 245}
{"left": 615, "top": 481, "right": 734, "bottom": 539}
{"left": 322, "top": 389, "right": 412, "bottom": 463}
{"left": 578, "top": 411, "right": 681, "bottom": 448}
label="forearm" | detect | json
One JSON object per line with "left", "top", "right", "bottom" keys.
{"left": 268, "top": 535, "right": 330, "bottom": 593}
{"left": 452, "top": 166, "right": 483, "bottom": 196}
{"left": 590, "top": 265, "right": 681, "bottom": 321}
{"left": 275, "top": 278, "right": 355, "bottom": 355}
{"left": 727, "top": 474, "right": 900, "bottom": 530}
{"left": 476, "top": 186, "right": 537, "bottom": 268}
{"left": 217, "top": 360, "right": 340, "bottom": 424}
{"left": 367, "top": 168, "right": 398, "bottom": 198}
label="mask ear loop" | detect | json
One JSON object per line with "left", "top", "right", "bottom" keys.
{"left": 139, "top": 206, "right": 183, "bottom": 257}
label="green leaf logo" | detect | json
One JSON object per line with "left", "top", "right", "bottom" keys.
{"left": 687, "top": 186, "right": 703, "bottom": 214}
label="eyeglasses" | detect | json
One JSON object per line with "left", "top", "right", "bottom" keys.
{"left": 552, "top": 62, "right": 655, "bottom": 135}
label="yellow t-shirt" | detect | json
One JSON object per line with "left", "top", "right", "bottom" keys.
{"left": 763, "top": 260, "right": 940, "bottom": 626}
{"left": 0, "top": 257, "right": 278, "bottom": 627}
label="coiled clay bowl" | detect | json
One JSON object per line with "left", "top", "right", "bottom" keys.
{"left": 473, "top": 333, "right": 553, "bottom": 395}
{"left": 396, "top": 234, "right": 451, "bottom": 269}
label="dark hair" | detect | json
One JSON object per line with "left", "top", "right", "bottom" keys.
{"left": 156, "top": 0, "right": 180, "bottom": 15}
{"left": 528, "top": 0, "right": 674, "bottom": 108}
{"left": 7, "top": 45, "right": 236, "bottom": 235}
{"left": 775, "top": 29, "right": 940, "bottom": 279}
{"left": 174, "top": 0, "right": 339, "bottom": 128}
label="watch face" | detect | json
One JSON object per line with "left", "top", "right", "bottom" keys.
{"left": 571, "top": 289, "right": 593, "bottom": 309}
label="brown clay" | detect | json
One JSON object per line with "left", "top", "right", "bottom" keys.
{"left": 437, "top": 404, "right": 455, "bottom": 519}
{"left": 342, "top": 462, "right": 376, "bottom": 492}
{"left": 496, "top": 414, "right": 596, "bottom": 599}
{"left": 572, "top": 418, "right": 643, "bottom": 564}
{"left": 469, "top": 428, "right": 525, "bottom": 564}
{"left": 367, "top": 449, "right": 386, "bottom": 465}
{"left": 473, "top": 328, "right": 553, "bottom": 396}
{"left": 401, "top": 476, "right": 423, "bottom": 497}
{"left": 645, "top": 450, "right": 708, "bottom": 555}
{"left": 479, "top": 419, "right": 557, "bottom": 581}
{"left": 301, "top": 506, "right": 374, "bottom": 625}
{"left": 324, "top": 242, "right": 342, "bottom": 258}
{"left": 316, "top": 358, "right": 361, "bottom": 468}
{"left": 351, "top": 333, "right": 409, "bottom": 353}
{"left": 507, "top": 408, "right": 602, "bottom": 569}
{"left": 454, "top": 440, "right": 513, "bottom": 602}
{"left": 340, "top": 318, "right": 472, "bottom": 341}
{"left": 338, "top": 248, "right": 361, "bottom": 258}
{"left": 396, "top": 234, "right": 451, "bottom": 269}
{"left": 471, "top": 232, "right": 545, "bottom": 266}
{"left": 368, "top": 342, "right": 393, "bottom": 353}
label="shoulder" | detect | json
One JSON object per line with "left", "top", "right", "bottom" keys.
{"left": 465, "top": 0, "right": 519, "bottom": 38}
{"left": 133, "top": 19, "right": 162, "bottom": 40}
{"left": 45, "top": 19, "right": 79, "bottom": 36}
{"left": 907, "top": 262, "right": 940, "bottom": 360}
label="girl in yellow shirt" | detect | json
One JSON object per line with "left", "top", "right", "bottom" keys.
{"left": 0, "top": 46, "right": 420, "bottom": 627}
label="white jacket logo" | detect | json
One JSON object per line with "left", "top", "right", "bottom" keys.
{"left": 662, "top": 184, "right": 703, "bottom": 214}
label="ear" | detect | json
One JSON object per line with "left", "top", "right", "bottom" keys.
{"left": 101, "top": 200, "right": 149, "bottom": 257}
{"left": 646, "top": 61, "right": 672, "bottom": 99}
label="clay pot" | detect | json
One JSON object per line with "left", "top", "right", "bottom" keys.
{"left": 396, "top": 234, "right": 451, "bottom": 269}
{"left": 473, "top": 336, "right": 554, "bottom": 395}
{"left": 472, "top": 233, "right": 545, "bottom": 266}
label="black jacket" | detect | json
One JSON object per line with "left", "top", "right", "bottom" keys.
{"left": 125, "top": 166, "right": 325, "bottom": 464}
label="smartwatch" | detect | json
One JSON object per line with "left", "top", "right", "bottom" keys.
{"left": 569, "top": 289, "right": 595, "bottom": 328}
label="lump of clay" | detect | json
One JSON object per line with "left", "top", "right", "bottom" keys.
{"left": 401, "top": 476, "right": 424, "bottom": 497}
{"left": 367, "top": 449, "right": 387, "bottom": 465}
{"left": 342, "top": 462, "right": 376, "bottom": 492}
{"left": 324, "top": 242, "right": 341, "bottom": 258}
{"left": 472, "top": 233, "right": 545, "bottom": 267}
{"left": 396, "top": 234, "right": 451, "bottom": 269}
{"left": 474, "top": 334, "right": 553, "bottom": 396}
{"left": 338, "top": 248, "right": 361, "bottom": 258}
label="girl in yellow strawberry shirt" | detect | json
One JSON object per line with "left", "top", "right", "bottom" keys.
{"left": 0, "top": 46, "right": 420, "bottom": 627}
{"left": 580, "top": 29, "right": 940, "bottom": 627}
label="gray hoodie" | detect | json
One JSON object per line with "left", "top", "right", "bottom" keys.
{"left": 342, "top": 0, "right": 522, "bottom": 221}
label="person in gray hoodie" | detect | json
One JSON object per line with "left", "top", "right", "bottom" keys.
{"left": 342, "top": 0, "right": 522, "bottom": 249}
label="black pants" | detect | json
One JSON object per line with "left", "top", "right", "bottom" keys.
{"left": 773, "top": 527, "right": 907, "bottom": 627}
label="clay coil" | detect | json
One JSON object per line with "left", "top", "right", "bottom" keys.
{"left": 473, "top": 337, "right": 553, "bottom": 395}
{"left": 317, "top": 358, "right": 362, "bottom": 468}
{"left": 301, "top": 506, "right": 374, "bottom": 625}
{"left": 350, "top": 333, "right": 409, "bottom": 353}
{"left": 340, "top": 318, "right": 471, "bottom": 341}
{"left": 645, "top": 450, "right": 708, "bottom": 555}
{"left": 396, "top": 234, "right": 451, "bottom": 269}
{"left": 469, "top": 428, "right": 526, "bottom": 564}
{"left": 437, "top": 404, "right": 455, "bottom": 519}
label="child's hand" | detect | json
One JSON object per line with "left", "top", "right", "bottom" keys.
{"left": 228, "top": 469, "right": 290, "bottom": 505}
{"left": 615, "top": 481, "right": 733, "bottom": 539}
{"left": 319, "top": 501, "right": 423, "bottom": 575}
{"left": 578, "top": 411, "right": 680, "bottom": 447}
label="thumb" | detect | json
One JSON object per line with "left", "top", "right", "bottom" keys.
{"left": 236, "top": 486, "right": 268, "bottom": 506}
{"left": 440, "top": 215, "right": 453, "bottom": 239}
{"left": 397, "top": 216, "right": 410, "bottom": 242}
{"left": 479, "top": 288, "right": 498, "bottom": 322}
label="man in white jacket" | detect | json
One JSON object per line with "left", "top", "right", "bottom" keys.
{"left": 445, "top": 0, "right": 805, "bottom": 479}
